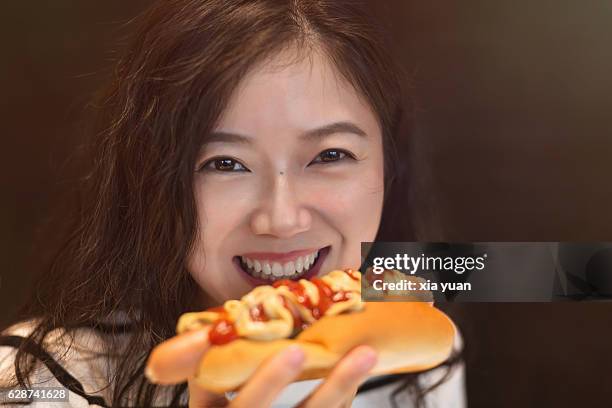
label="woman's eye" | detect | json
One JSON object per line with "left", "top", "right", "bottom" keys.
{"left": 200, "top": 157, "right": 249, "bottom": 173}
{"left": 310, "top": 149, "right": 354, "bottom": 165}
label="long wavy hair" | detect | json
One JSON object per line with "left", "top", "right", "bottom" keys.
{"left": 2, "top": 0, "right": 456, "bottom": 406}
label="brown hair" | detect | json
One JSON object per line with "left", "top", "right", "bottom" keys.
{"left": 2, "top": 0, "right": 449, "bottom": 406}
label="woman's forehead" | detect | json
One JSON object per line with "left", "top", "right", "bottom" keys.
{"left": 213, "top": 49, "right": 380, "bottom": 141}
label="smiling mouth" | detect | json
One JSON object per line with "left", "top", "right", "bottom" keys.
{"left": 234, "top": 246, "right": 331, "bottom": 284}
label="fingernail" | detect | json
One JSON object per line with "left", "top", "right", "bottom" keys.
{"left": 284, "top": 345, "right": 306, "bottom": 367}
{"left": 355, "top": 348, "right": 377, "bottom": 372}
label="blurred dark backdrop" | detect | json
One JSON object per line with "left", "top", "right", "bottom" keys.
{"left": 1, "top": 1, "right": 611, "bottom": 406}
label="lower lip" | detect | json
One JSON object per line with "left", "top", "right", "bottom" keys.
{"left": 234, "top": 246, "right": 331, "bottom": 286}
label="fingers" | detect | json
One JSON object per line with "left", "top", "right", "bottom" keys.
{"left": 188, "top": 377, "right": 229, "bottom": 408}
{"left": 297, "top": 345, "right": 377, "bottom": 408}
{"left": 229, "top": 345, "right": 305, "bottom": 407}
{"left": 146, "top": 327, "right": 211, "bottom": 384}
{"left": 338, "top": 384, "right": 359, "bottom": 408}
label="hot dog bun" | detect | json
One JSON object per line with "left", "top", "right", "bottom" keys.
{"left": 191, "top": 301, "right": 454, "bottom": 393}
{"left": 145, "top": 269, "right": 456, "bottom": 393}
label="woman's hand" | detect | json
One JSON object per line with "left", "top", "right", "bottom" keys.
{"left": 146, "top": 328, "right": 377, "bottom": 408}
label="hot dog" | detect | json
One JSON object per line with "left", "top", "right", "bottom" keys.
{"left": 145, "top": 269, "right": 455, "bottom": 393}
{"left": 177, "top": 269, "right": 364, "bottom": 346}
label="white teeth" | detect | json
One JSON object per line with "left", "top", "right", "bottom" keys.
{"left": 305, "top": 253, "right": 315, "bottom": 269}
{"left": 284, "top": 261, "right": 295, "bottom": 276}
{"left": 241, "top": 249, "right": 321, "bottom": 281}
{"left": 272, "top": 262, "right": 284, "bottom": 277}
{"left": 295, "top": 257, "right": 304, "bottom": 273}
{"left": 262, "top": 262, "right": 272, "bottom": 275}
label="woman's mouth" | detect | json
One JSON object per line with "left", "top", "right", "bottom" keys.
{"left": 233, "top": 246, "right": 331, "bottom": 285}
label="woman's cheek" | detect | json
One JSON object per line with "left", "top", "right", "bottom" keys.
{"left": 309, "top": 167, "right": 383, "bottom": 268}
{"left": 196, "top": 178, "right": 255, "bottom": 229}
{"left": 310, "top": 167, "right": 384, "bottom": 223}
{"left": 190, "top": 178, "right": 257, "bottom": 301}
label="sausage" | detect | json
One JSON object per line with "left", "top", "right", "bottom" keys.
{"left": 145, "top": 326, "right": 210, "bottom": 384}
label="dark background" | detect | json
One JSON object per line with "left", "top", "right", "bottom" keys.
{"left": 2, "top": 1, "right": 612, "bottom": 406}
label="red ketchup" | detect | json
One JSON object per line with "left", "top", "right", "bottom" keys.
{"left": 207, "top": 272, "right": 356, "bottom": 345}
{"left": 310, "top": 278, "right": 333, "bottom": 319}
{"left": 280, "top": 295, "right": 306, "bottom": 331}
{"left": 249, "top": 304, "right": 268, "bottom": 322}
{"left": 273, "top": 279, "right": 313, "bottom": 309}
{"left": 207, "top": 304, "right": 268, "bottom": 345}
{"left": 275, "top": 276, "right": 352, "bottom": 320}
{"left": 209, "top": 319, "right": 239, "bottom": 345}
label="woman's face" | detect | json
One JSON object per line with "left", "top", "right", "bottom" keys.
{"left": 188, "top": 49, "right": 385, "bottom": 303}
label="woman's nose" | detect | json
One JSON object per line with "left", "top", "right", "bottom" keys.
{"left": 249, "top": 172, "right": 312, "bottom": 238}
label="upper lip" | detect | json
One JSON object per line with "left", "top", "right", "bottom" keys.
{"left": 239, "top": 247, "right": 325, "bottom": 263}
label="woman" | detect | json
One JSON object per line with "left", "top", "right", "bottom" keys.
{"left": 0, "top": 0, "right": 465, "bottom": 406}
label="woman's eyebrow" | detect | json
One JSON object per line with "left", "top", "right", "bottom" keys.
{"left": 205, "top": 121, "right": 367, "bottom": 146}
{"left": 206, "top": 131, "right": 252, "bottom": 145}
{"left": 300, "top": 121, "right": 368, "bottom": 141}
